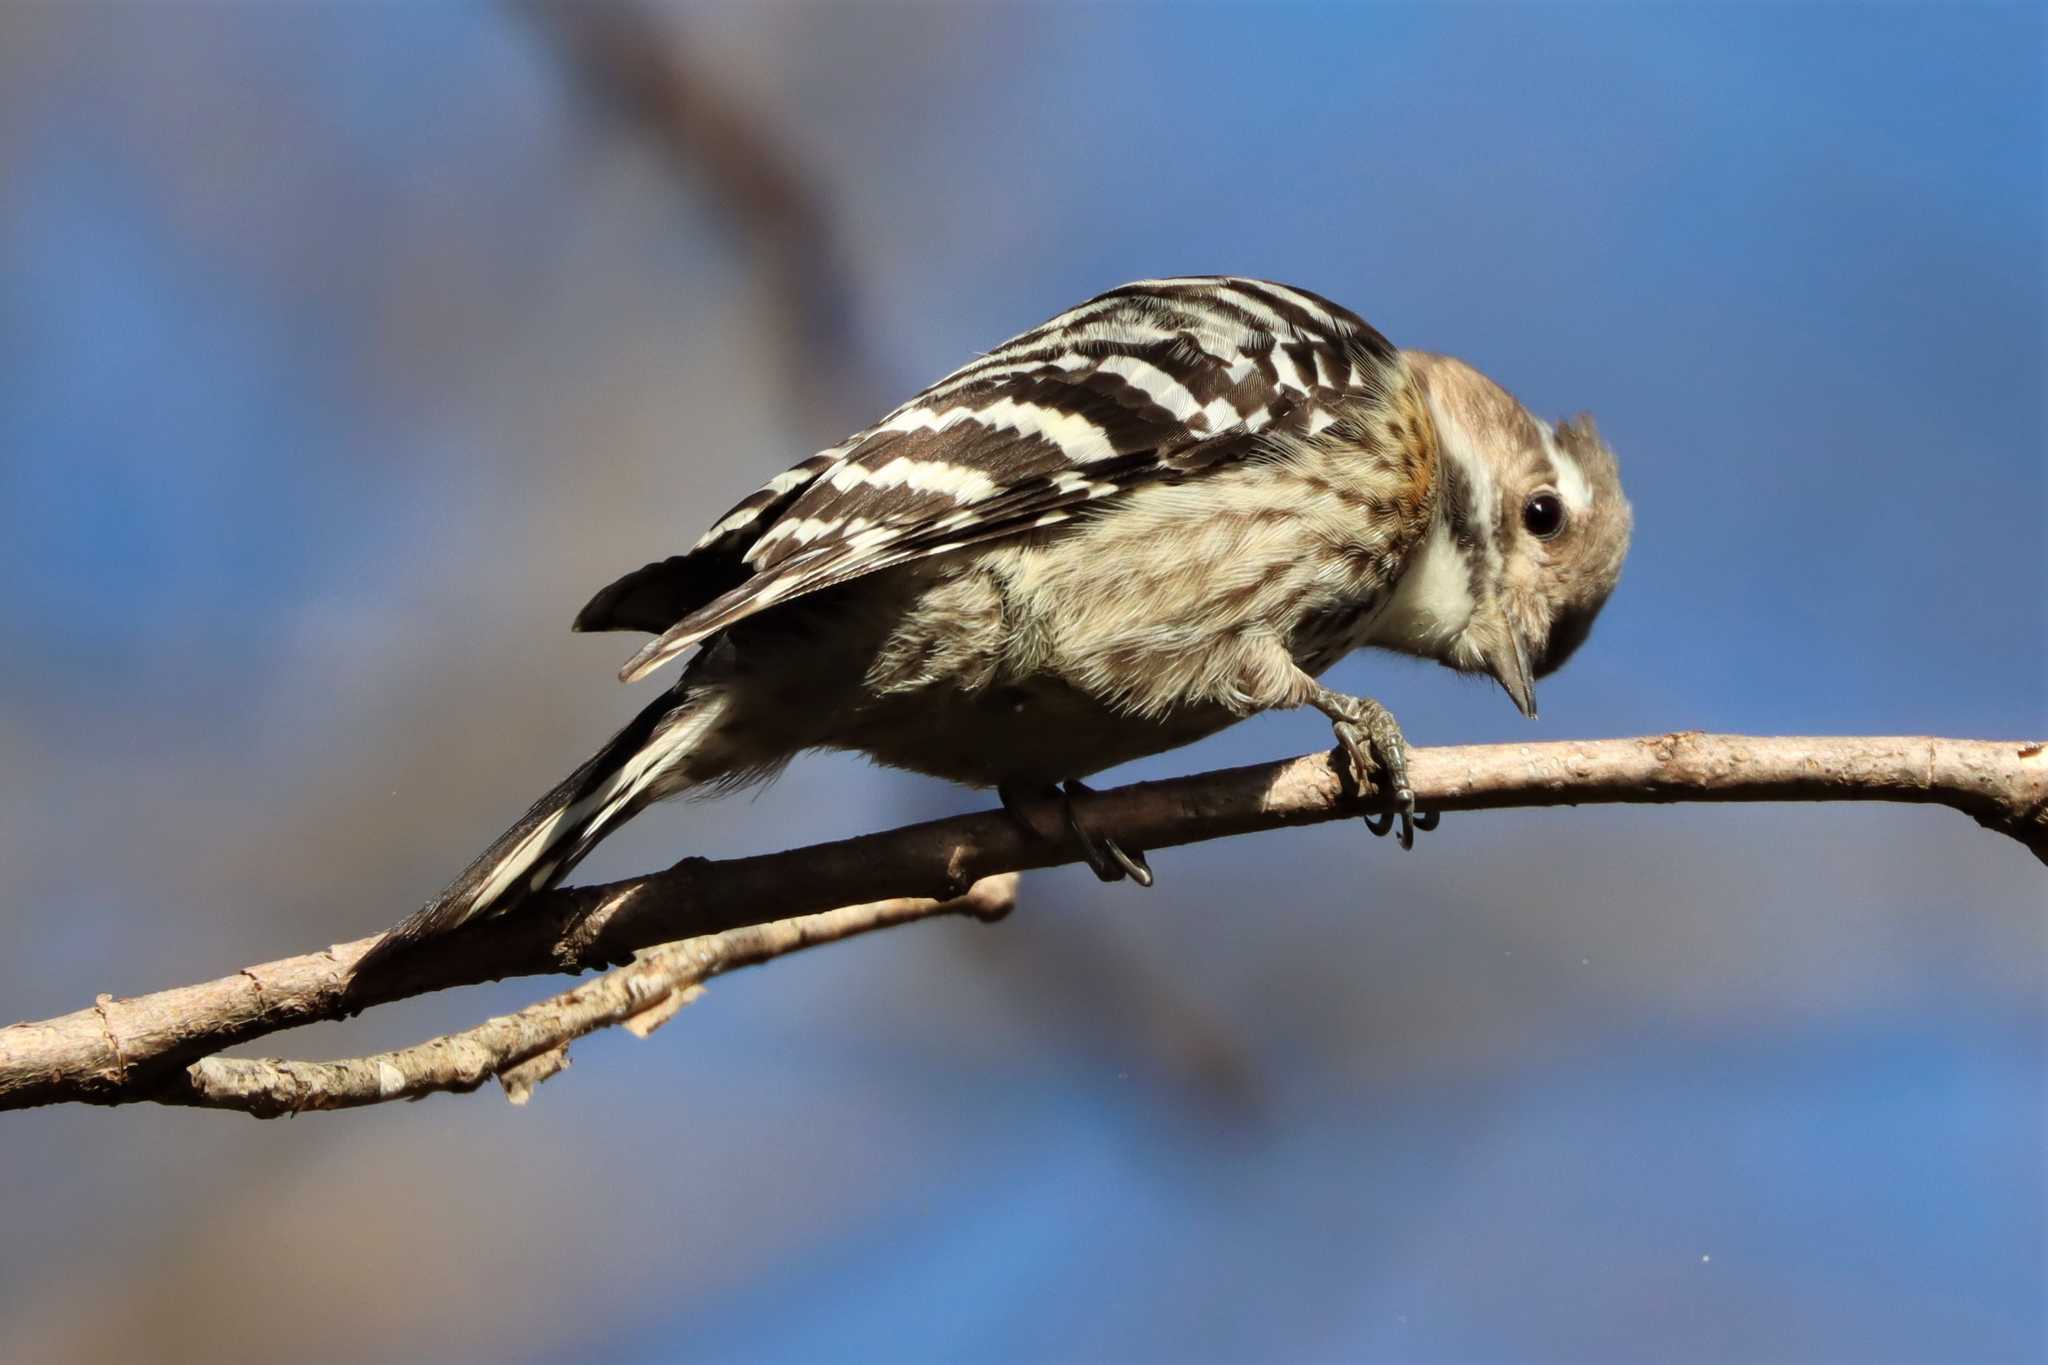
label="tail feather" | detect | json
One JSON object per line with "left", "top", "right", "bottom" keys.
{"left": 362, "top": 686, "right": 730, "bottom": 964}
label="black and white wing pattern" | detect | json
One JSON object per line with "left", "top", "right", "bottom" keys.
{"left": 576, "top": 277, "right": 1402, "bottom": 683}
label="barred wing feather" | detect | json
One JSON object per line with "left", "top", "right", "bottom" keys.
{"left": 586, "top": 278, "right": 1400, "bottom": 684}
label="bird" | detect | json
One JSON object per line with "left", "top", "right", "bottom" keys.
{"left": 367, "top": 276, "right": 1631, "bottom": 959}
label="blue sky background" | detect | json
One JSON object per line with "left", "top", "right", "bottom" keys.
{"left": 1, "top": 4, "right": 2042, "bottom": 1363}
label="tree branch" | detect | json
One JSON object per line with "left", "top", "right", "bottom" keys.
{"left": 4, "top": 734, "right": 2041, "bottom": 1115}
{"left": 183, "top": 875, "right": 1018, "bottom": 1117}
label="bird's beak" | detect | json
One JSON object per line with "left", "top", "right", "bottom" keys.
{"left": 1486, "top": 633, "right": 1539, "bottom": 719}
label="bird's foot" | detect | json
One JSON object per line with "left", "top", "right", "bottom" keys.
{"left": 1309, "top": 687, "right": 1435, "bottom": 850}
{"left": 999, "top": 779, "right": 1154, "bottom": 886}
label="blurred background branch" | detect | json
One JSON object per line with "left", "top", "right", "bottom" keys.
{"left": 5, "top": 732, "right": 2039, "bottom": 1117}
{"left": 518, "top": 0, "right": 883, "bottom": 433}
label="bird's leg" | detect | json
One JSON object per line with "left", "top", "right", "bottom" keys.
{"left": 997, "top": 780, "right": 1153, "bottom": 886}
{"left": 1062, "top": 779, "right": 1153, "bottom": 886}
{"left": 1304, "top": 684, "right": 1432, "bottom": 849}
{"left": 997, "top": 780, "right": 1060, "bottom": 841}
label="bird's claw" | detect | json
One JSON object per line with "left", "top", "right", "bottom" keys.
{"left": 1322, "top": 693, "right": 1435, "bottom": 850}
{"left": 1062, "top": 779, "right": 1153, "bottom": 886}
{"left": 999, "top": 780, "right": 1154, "bottom": 887}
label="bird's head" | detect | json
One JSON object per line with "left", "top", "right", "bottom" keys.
{"left": 1396, "top": 351, "right": 1633, "bottom": 718}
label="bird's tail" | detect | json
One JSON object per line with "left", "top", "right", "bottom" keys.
{"left": 364, "top": 685, "right": 734, "bottom": 962}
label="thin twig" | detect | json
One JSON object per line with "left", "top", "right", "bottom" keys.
{"left": 184, "top": 876, "right": 1017, "bottom": 1117}
{"left": 4, "top": 734, "right": 2041, "bottom": 1114}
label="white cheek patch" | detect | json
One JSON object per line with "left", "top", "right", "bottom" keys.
{"left": 1369, "top": 520, "right": 1477, "bottom": 653}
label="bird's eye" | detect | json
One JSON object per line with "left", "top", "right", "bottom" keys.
{"left": 1522, "top": 492, "right": 1566, "bottom": 540}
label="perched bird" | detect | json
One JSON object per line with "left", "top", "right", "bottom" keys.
{"left": 371, "top": 276, "right": 1631, "bottom": 956}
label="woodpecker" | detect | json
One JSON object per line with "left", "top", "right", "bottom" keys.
{"left": 370, "top": 277, "right": 1631, "bottom": 956}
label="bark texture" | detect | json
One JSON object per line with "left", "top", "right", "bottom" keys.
{"left": 3, "top": 734, "right": 2041, "bottom": 1115}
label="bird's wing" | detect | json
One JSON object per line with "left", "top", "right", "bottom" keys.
{"left": 579, "top": 277, "right": 1402, "bottom": 683}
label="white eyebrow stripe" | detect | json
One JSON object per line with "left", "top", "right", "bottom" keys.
{"left": 1542, "top": 427, "right": 1594, "bottom": 508}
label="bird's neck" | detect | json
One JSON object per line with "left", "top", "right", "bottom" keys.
{"left": 1366, "top": 405, "right": 1499, "bottom": 670}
